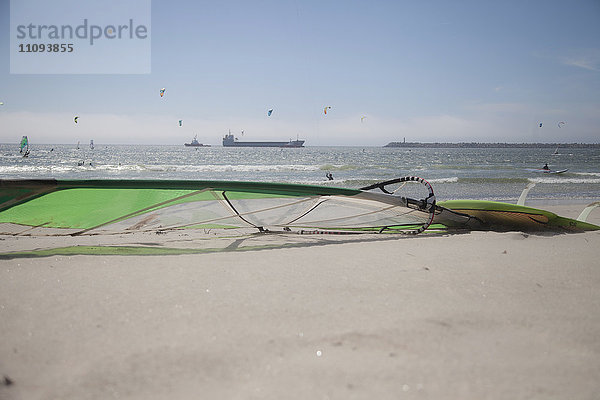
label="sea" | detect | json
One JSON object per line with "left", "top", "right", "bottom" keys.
{"left": 1, "top": 143, "right": 599, "bottom": 204}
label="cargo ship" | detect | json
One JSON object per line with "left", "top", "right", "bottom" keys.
{"left": 222, "top": 132, "right": 305, "bottom": 148}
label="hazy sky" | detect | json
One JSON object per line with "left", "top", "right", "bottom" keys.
{"left": 1, "top": 0, "right": 599, "bottom": 146}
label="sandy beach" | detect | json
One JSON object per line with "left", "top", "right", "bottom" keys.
{"left": 1, "top": 203, "right": 599, "bottom": 399}
{"left": 3, "top": 0, "right": 598, "bottom": 397}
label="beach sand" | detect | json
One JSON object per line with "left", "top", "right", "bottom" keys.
{"left": 1, "top": 204, "right": 599, "bottom": 399}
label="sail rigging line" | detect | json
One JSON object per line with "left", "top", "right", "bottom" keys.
{"left": 284, "top": 197, "right": 417, "bottom": 229}
{"left": 221, "top": 190, "right": 264, "bottom": 231}
{"left": 166, "top": 191, "right": 322, "bottom": 231}
{"left": 14, "top": 221, "right": 53, "bottom": 236}
{"left": 161, "top": 191, "right": 424, "bottom": 232}
{"left": 216, "top": 189, "right": 426, "bottom": 232}
{"left": 283, "top": 197, "right": 330, "bottom": 226}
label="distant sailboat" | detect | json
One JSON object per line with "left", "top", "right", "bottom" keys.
{"left": 19, "top": 136, "right": 30, "bottom": 157}
{"left": 553, "top": 146, "right": 559, "bottom": 155}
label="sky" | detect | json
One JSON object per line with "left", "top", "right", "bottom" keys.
{"left": 0, "top": 0, "right": 599, "bottom": 146}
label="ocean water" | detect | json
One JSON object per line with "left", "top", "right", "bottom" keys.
{"left": 1, "top": 143, "right": 599, "bottom": 204}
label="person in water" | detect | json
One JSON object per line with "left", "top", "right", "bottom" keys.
{"left": 542, "top": 163, "right": 549, "bottom": 170}
{"left": 326, "top": 172, "right": 333, "bottom": 181}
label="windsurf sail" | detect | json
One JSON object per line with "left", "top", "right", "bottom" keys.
{"left": 19, "top": 136, "right": 30, "bottom": 157}
{"left": 0, "top": 178, "right": 437, "bottom": 237}
{"left": 19, "top": 136, "right": 28, "bottom": 153}
{"left": 90, "top": 140, "right": 94, "bottom": 150}
{"left": 2, "top": 178, "right": 596, "bottom": 241}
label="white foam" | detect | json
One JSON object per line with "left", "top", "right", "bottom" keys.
{"left": 428, "top": 177, "right": 459, "bottom": 183}
{"left": 129, "top": 164, "right": 322, "bottom": 173}
{"left": 573, "top": 172, "right": 600, "bottom": 177}
{"left": 528, "top": 177, "right": 600, "bottom": 184}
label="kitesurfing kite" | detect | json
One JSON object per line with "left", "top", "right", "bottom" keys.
{"left": 178, "top": 120, "right": 183, "bottom": 127}
{"left": 268, "top": 109, "right": 273, "bottom": 116}
{"left": 74, "top": 116, "right": 79, "bottom": 124}
{"left": 558, "top": 121, "right": 566, "bottom": 128}
{"left": 361, "top": 116, "right": 367, "bottom": 123}
{"left": 0, "top": 102, "right": 4, "bottom": 106}
{"left": 324, "top": 106, "right": 332, "bottom": 115}
{"left": 160, "top": 88, "right": 166, "bottom": 97}
{"left": 539, "top": 122, "right": 543, "bottom": 128}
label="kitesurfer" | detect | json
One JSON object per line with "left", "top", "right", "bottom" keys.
{"left": 326, "top": 172, "right": 333, "bottom": 180}
{"left": 542, "top": 163, "right": 549, "bottom": 170}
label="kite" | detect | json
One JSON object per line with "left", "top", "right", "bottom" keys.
{"left": 558, "top": 121, "right": 565, "bottom": 128}
{"left": 324, "top": 106, "right": 332, "bottom": 115}
{"left": 268, "top": 109, "right": 273, "bottom": 116}
{"left": 160, "top": 88, "right": 165, "bottom": 97}
{"left": 179, "top": 120, "right": 183, "bottom": 127}
{"left": 74, "top": 116, "right": 79, "bottom": 124}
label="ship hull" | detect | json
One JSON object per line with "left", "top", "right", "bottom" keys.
{"left": 222, "top": 134, "right": 304, "bottom": 148}
{"left": 223, "top": 140, "right": 304, "bottom": 148}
